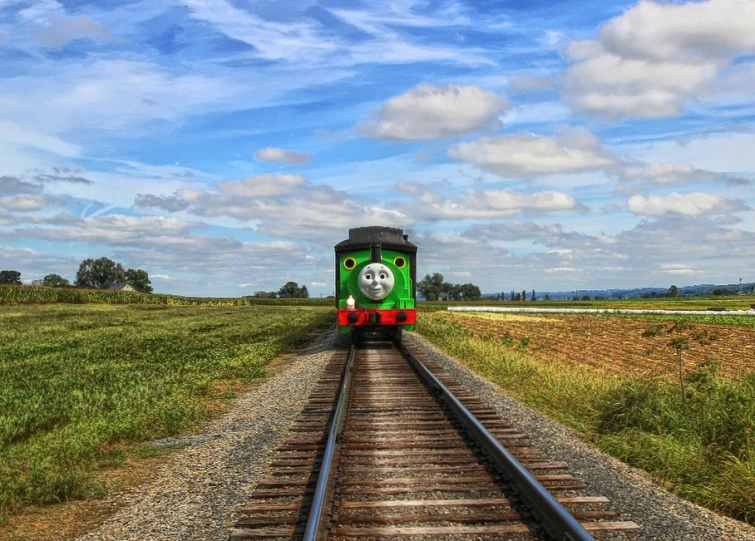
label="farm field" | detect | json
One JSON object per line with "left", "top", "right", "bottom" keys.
{"left": 436, "top": 311, "right": 755, "bottom": 380}
{"left": 419, "top": 295, "right": 755, "bottom": 312}
{"left": 0, "top": 304, "right": 333, "bottom": 522}
{"left": 0, "top": 284, "right": 332, "bottom": 306}
{"left": 417, "top": 312, "right": 755, "bottom": 524}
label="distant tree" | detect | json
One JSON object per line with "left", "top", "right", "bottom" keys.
{"left": 544, "top": 294, "right": 551, "bottom": 301}
{"left": 252, "top": 291, "right": 278, "bottom": 298}
{"left": 531, "top": 289, "right": 536, "bottom": 301}
{"left": 0, "top": 270, "right": 21, "bottom": 285}
{"left": 522, "top": 290, "right": 526, "bottom": 302}
{"left": 42, "top": 274, "right": 70, "bottom": 288}
{"left": 581, "top": 295, "right": 591, "bottom": 301}
{"left": 459, "top": 283, "right": 481, "bottom": 301}
{"left": 712, "top": 288, "right": 736, "bottom": 296}
{"left": 510, "top": 290, "right": 515, "bottom": 301}
{"left": 572, "top": 296, "right": 580, "bottom": 301}
{"left": 279, "top": 281, "right": 309, "bottom": 298}
{"left": 418, "top": 273, "right": 444, "bottom": 301}
{"left": 668, "top": 284, "right": 679, "bottom": 297}
{"left": 514, "top": 292, "right": 522, "bottom": 301}
{"left": 75, "top": 258, "right": 126, "bottom": 289}
{"left": 125, "top": 269, "right": 153, "bottom": 293}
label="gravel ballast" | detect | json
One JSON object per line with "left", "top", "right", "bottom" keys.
{"left": 77, "top": 331, "right": 339, "bottom": 541}
{"left": 405, "top": 332, "right": 755, "bottom": 541}
{"left": 77, "top": 330, "right": 755, "bottom": 540}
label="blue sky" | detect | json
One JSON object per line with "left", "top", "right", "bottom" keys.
{"left": 1, "top": 0, "right": 754, "bottom": 297}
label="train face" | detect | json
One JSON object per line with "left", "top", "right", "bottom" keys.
{"left": 335, "top": 227, "right": 417, "bottom": 339}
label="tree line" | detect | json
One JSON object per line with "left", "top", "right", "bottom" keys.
{"left": 246, "top": 281, "right": 310, "bottom": 299}
{"left": 417, "top": 273, "right": 481, "bottom": 301}
{"left": 0, "top": 257, "right": 153, "bottom": 293}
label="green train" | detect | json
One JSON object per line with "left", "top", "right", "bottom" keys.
{"left": 334, "top": 226, "right": 417, "bottom": 342}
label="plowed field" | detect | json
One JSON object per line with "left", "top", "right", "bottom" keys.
{"left": 430, "top": 311, "right": 755, "bottom": 380}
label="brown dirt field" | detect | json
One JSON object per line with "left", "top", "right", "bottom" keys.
{"left": 432, "top": 312, "right": 755, "bottom": 380}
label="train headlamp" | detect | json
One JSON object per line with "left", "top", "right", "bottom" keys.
{"left": 346, "top": 295, "right": 356, "bottom": 310}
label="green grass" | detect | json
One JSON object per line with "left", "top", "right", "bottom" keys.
{"left": 0, "top": 304, "right": 333, "bottom": 517}
{"left": 599, "top": 312, "right": 755, "bottom": 327}
{"left": 0, "top": 284, "right": 333, "bottom": 306}
{"left": 418, "top": 313, "right": 755, "bottom": 524}
{"left": 419, "top": 295, "right": 755, "bottom": 312}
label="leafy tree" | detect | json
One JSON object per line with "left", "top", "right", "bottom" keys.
{"left": 712, "top": 288, "right": 734, "bottom": 296}
{"left": 459, "top": 283, "right": 481, "bottom": 300}
{"left": 252, "top": 291, "right": 278, "bottom": 298}
{"left": 42, "top": 274, "right": 70, "bottom": 288}
{"left": 75, "top": 258, "right": 126, "bottom": 289}
{"left": 125, "top": 269, "right": 153, "bottom": 293}
{"left": 544, "top": 294, "right": 551, "bottom": 301}
{"left": 668, "top": 284, "right": 679, "bottom": 297}
{"left": 0, "top": 270, "right": 21, "bottom": 285}
{"left": 418, "top": 273, "right": 444, "bottom": 301}
{"left": 581, "top": 295, "right": 591, "bottom": 301}
{"left": 522, "top": 290, "right": 526, "bottom": 302}
{"left": 531, "top": 289, "right": 536, "bottom": 301}
{"left": 279, "top": 281, "right": 309, "bottom": 298}
{"left": 510, "top": 290, "right": 515, "bottom": 301}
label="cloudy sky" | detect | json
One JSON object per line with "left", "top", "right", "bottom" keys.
{"left": 1, "top": 0, "right": 754, "bottom": 297}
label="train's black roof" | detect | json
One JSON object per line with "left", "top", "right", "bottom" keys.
{"left": 335, "top": 226, "right": 417, "bottom": 253}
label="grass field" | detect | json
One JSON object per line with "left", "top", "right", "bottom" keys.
{"left": 419, "top": 295, "right": 755, "bottom": 312}
{"left": 418, "top": 311, "right": 755, "bottom": 524}
{"left": 0, "top": 304, "right": 333, "bottom": 520}
{"left": 0, "top": 284, "right": 333, "bottom": 306}
{"left": 439, "top": 311, "right": 755, "bottom": 379}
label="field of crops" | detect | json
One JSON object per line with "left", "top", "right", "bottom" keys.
{"left": 417, "top": 312, "right": 755, "bottom": 523}
{"left": 420, "top": 296, "right": 755, "bottom": 312}
{"left": 0, "top": 285, "right": 333, "bottom": 306}
{"left": 0, "top": 304, "right": 333, "bottom": 519}
{"left": 431, "top": 311, "right": 755, "bottom": 380}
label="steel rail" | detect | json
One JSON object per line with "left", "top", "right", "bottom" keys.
{"left": 398, "top": 342, "right": 595, "bottom": 541}
{"left": 302, "top": 343, "right": 356, "bottom": 541}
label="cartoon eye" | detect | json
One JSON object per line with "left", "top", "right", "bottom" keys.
{"left": 379, "top": 273, "right": 387, "bottom": 279}
{"left": 343, "top": 258, "right": 356, "bottom": 270}
{"left": 365, "top": 274, "right": 372, "bottom": 280}
{"left": 393, "top": 257, "right": 406, "bottom": 268}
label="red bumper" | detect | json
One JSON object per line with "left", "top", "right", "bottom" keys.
{"left": 338, "top": 309, "right": 416, "bottom": 327}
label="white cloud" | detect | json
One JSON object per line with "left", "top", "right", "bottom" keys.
{"left": 661, "top": 264, "right": 700, "bottom": 275}
{"left": 398, "top": 183, "right": 585, "bottom": 220}
{"left": 627, "top": 192, "right": 750, "bottom": 216}
{"left": 217, "top": 174, "right": 309, "bottom": 198}
{"left": 614, "top": 162, "right": 751, "bottom": 194}
{"left": 29, "top": 15, "right": 111, "bottom": 48}
{"left": 599, "top": 0, "right": 755, "bottom": 62}
{"left": 545, "top": 267, "right": 577, "bottom": 273}
{"left": 0, "top": 194, "right": 55, "bottom": 211}
{"left": 254, "top": 147, "right": 312, "bottom": 165}
{"left": 151, "top": 274, "right": 171, "bottom": 280}
{"left": 0, "top": 121, "right": 81, "bottom": 157}
{"left": 563, "top": 0, "right": 755, "bottom": 119}
{"left": 359, "top": 83, "right": 509, "bottom": 140}
{"left": 449, "top": 127, "right": 615, "bottom": 177}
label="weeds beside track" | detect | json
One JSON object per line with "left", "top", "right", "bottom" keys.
{"left": 418, "top": 312, "right": 755, "bottom": 524}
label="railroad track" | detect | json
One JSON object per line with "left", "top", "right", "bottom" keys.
{"left": 230, "top": 338, "right": 640, "bottom": 540}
